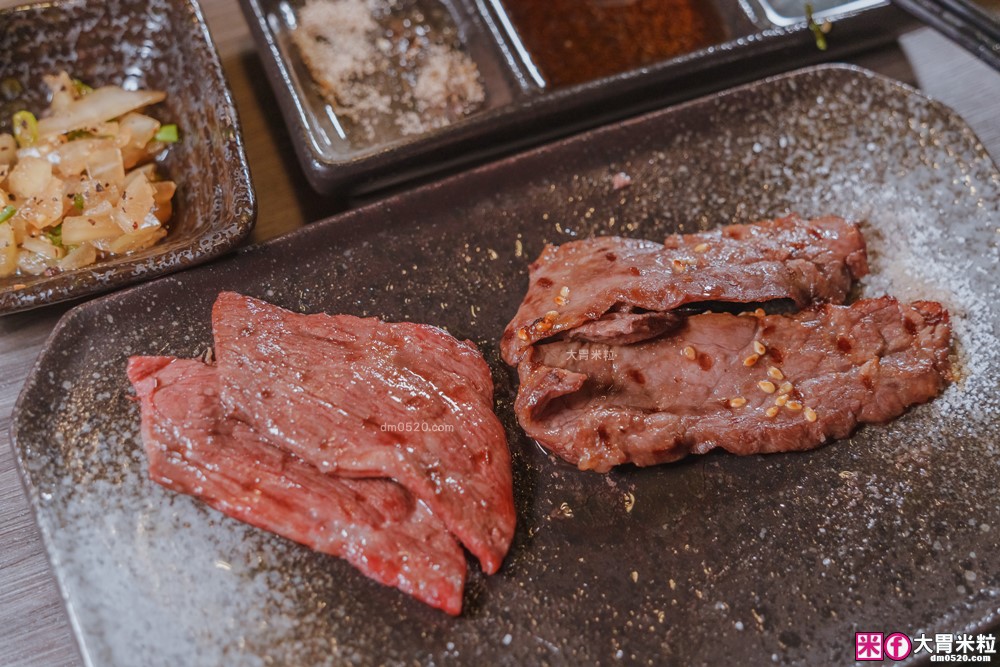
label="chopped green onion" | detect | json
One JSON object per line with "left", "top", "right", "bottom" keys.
{"left": 66, "top": 129, "right": 93, "bottom": 141}
{"left": 805, "top": 4, "right": 828, "bottom": 51}
{"left": 12, "top": 110, "right": 38, "bottom": 147}
{"left": 0, "top": 205, "right": 16, "bottom": 224}
{"left": 73, "top": 193, "right": 85, "bottom": 210}
{"left": 72, "top": 78, "right": 93, "bottom": 96}
{"left": 154, "top": 124, "right": 179, "bottom": 143}
{"left": 45, "top": 224, "right": 63, "bottom": 247}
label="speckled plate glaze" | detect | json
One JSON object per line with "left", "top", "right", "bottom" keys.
{"left": 13, "top": 65, "right": 1000, "bottom": 666}
{"left": 0, "top": 0, "right": 256, "bottom": 316}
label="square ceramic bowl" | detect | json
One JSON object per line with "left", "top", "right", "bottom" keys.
{"left": 240, "top": 0, "right": 911, "bottom": 197}
{"left": 754, "top": 0, "right": 886, "bottom": 26}
{"left": 0, "top": 0, "right": 256, "bottom": 315}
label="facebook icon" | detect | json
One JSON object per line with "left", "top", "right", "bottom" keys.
{"left": 885, "top": 633, "right": 913, "bottom": 661}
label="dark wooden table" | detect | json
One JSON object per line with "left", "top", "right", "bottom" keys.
{"left": 1, "top": 1, "right": 999, "bottom": 663}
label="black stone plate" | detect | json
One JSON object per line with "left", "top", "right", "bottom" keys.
{"left": 0, "top": 0, "right": 256, "bottom": 316}
{"left": 239, "top": 0, "right": 914, "bottom": 197}
{"left": 12, "top": 65, "right": 1000, "bottom": 666}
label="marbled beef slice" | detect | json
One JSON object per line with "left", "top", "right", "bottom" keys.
{"left": 212, "top": 292, "right": 516, "bottom": 575}
{"left": 128, "top": 356, "right": 467, "bottom": 614}
{"left": 515, "top": 298, "right": 951, "bottom": 472}
{"left": 502, "top": 214, "right": 868, "bottom": 365}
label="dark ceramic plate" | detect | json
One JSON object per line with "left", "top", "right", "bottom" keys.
{"left": 13, "top": 65, "right": 1000, "bottom": 665}
{"left": 0, "top": 0, "right": 256, "bottom": 316}
{"left": 894, "top": 0, "right": 1000, "bottom": 70}
{"left": 239, "top": 0, "right": 912, "bottom": 197}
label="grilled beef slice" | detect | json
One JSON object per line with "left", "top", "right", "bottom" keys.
{"left": 501, "top": 215, "right": 868, "bottom": 365}
{"left": 212, "top": 292, "right": 516, "bottom": 575}
{"left": 515, "top": 298, "right": 951, "bottom": 472}
{"left": 128, "top": 356, "right": 467, "bottom": 614}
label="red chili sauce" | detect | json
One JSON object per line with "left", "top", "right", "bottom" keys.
{"left": 500, "top": 0, "right": 728, "bottom": 88}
